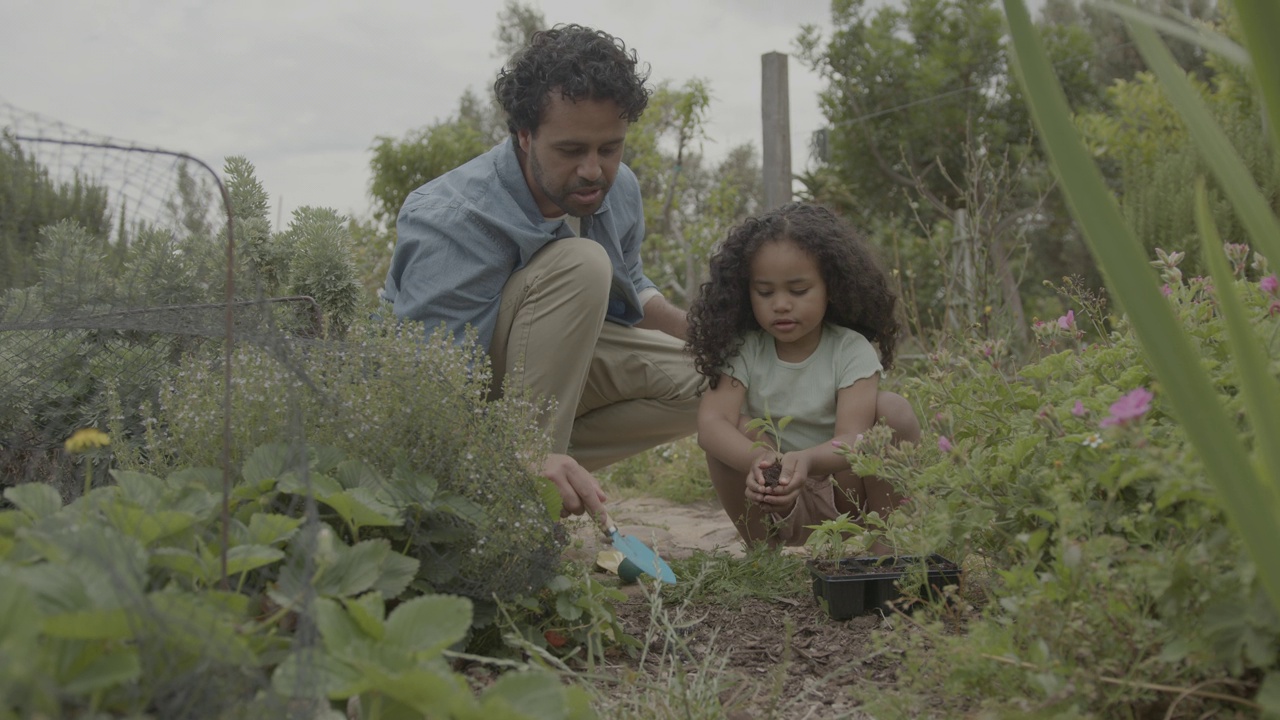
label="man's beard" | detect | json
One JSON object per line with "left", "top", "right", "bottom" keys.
{"left": 529, "top": 146, "right": 609, "bottom": 218}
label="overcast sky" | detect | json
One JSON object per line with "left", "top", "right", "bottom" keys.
{"left": 2, "top": 0, "right": 1044, "bottom": 228}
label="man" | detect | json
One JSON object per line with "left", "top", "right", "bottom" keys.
{"left": 383, "top": 25, "right": 699, "bottom": 521}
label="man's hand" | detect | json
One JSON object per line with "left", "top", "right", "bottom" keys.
{"left": 541, "top": 453, "right": 608, "bottom": 519}
{"left": 636, "top": 294, "right": 688, "bottom": 341}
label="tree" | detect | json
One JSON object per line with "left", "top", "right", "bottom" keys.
{"left": 795, "top": 0, "right": 1110, "bottom": 343}
{"left": 1074, "top": 12, "right": 1275, "bottom": 277}
{"left": 493, "top": 0, "right": 545, "bottom": 61}
{"left": 625, "top": 80, "right": 763, "bottom": 305}
{"left": 367, "top": 107, "right": 492, "bottom": 229}
{"left": 1071, "top": 0, "right": 1217, "bottom": 87}
{"left": 796, "top": 0, "right": 1017, "bottom": 223}
{"left": 366, "top": 2, "right": 545, "bottom": 231}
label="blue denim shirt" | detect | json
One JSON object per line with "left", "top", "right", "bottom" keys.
{"left": 382, "top": 138, "right": 656, "bottom": 348}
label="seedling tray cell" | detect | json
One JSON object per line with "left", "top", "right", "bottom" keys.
{"left": 808, "top": 554, "right": 961, "bottom": 620}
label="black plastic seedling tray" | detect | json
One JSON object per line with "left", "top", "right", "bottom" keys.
{"left": 808, "top": 554, "right": 961, "bottom": 620}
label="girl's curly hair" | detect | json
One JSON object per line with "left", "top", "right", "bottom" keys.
{"left": 494, "top": 24, "right": 651, "bottom": 138}
{"left": 687, "top": 202, "right": 901, "bottom": 389}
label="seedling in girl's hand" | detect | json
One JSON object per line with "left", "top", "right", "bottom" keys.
{"left": 745, "top": 410, "right": 792, "bottom": 488}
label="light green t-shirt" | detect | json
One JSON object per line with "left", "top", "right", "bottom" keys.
{"left": 724, "top": 324, "right": 882, "bottom": 452}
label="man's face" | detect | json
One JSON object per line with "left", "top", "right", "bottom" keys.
{"left": 518, "top": 93, "right": 628, "bottom": 218}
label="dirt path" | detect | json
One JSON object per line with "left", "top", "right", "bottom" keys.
{"left": 564, "top": 496, "right": 746, "bottom": 564}
{"left": 561, "top": 496, "right": 891, "bottom": 719}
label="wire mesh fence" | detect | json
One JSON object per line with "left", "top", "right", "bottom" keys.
{"left": 1, "top": 100, "right": 568, "bottom": 718}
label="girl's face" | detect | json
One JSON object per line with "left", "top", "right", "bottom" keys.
{"left": 748, "top": 238, "right": 829, "bottom": 362}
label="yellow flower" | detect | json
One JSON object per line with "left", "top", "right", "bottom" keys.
{"left": 65, "top": 428, "right": 110, "bottom": 454}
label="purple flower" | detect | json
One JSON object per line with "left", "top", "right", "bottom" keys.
{"left": 938, "top": 435, "right": 953, "bottom": 453}
{"left": 1100, "top": 387, "right": 1153, "bottom": 428}
{"left": 1071, "top": 400, "right": 1087, "bottom": 417}
{"left": 1261, "top": 274, "right": 1279, "bottom": 296}
{"left": 1161, "top": 284, "right": 1172, "bottom": 297}
{"left": 1057, "top": 310, "right": 1075, "bottom": 331}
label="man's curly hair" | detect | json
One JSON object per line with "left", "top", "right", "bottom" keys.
{"left": 494, "top": 24, "right": 651, "bottom": 138}
{"left": 687, "top": 203, "right": 901, "bottom": 389}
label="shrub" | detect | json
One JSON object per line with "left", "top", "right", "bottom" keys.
{"left": 155, "top": 318, "right": 563, "bottom": 602}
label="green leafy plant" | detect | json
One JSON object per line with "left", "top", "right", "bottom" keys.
{"left": 0, "top": 443, "right": 595, "bottom": 719}
{"left": 1005, "top": 0, "right": 1280, "bottom": 620}
{"left": 743, "top": 408, "right": 792, "bottom": 488}
{"left": 833, "top": 260, "right": 1280, "bottom": 715}
{"left": 801, "top": 512, "right": 871, "bottom": 563}
{"left": 495, "top": 568, "right": 637, "bottom": 671}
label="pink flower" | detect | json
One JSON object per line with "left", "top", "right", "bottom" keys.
{"left": 1057, "top": 310, "right": 1075, "bottom": 330}
{"left": 1072, "top": 400, "right": 1087, "bottom": 417}
{"left": 1161, "top": 284, "right": 1172, "bottom": 297}
{"left": 1100, "top": 387, "right": 1153, "bottom": 428}
{"left": 938, "top": 435, "right": 953, "bottom": 453}
{"left": 1261, "top": 274, "right": 1279, "bottom": 296}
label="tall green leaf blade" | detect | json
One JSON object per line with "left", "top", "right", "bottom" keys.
{"left": 1002, "top": 0, "right": 1280, "bottom": 613}
{"left": 1233, "top": 0, "right": 1280, "bottom": 157}
{"left": 1194, "top": 183, "right": 1280, "bottom": 501}
{"left": 1093, "top": 1, "right": 1248, "bottom": 67}
{"left": 1126, "top": 20, "right": 1280, "bottom": 264}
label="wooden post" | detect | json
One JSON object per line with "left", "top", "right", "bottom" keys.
{"left": 761, "top": 52, "right": 792, "bottom": 211}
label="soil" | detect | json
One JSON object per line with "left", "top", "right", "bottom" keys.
{"left": 761, "top": 461, "right": 782, "bottom": 488}
{"left": 564, "top": 496, "right": 911, "bottom": 718}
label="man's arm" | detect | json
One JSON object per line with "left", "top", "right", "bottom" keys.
{"left": 635, "top": 293, "right": 689, "bottom": 341}
{"left": 387, "top": 205, "right": 508, "bottom": 344}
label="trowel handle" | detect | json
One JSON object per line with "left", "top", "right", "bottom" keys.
{"left": 595, "top": 507, "right": 618, "bottom": 538}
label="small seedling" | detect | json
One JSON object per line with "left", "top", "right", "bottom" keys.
{"left": 744, "top": 408, "right": 792, "bottom": 488}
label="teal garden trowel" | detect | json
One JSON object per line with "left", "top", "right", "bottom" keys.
{"left": 599, "top": 509, "right": 677, "bottom": 584}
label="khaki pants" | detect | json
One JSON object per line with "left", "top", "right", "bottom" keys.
{"left": 488, "top": 238, "right": 700, "bottom": 471}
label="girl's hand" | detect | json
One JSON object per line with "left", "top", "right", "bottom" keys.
{"left": 778, "top": 451, "right": 813, "bottom": 489}
{"left": 746, "top": 453, "right": 806, "bottom": 515}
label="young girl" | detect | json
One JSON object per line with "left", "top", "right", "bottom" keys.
{"left": 687, "top": 203, "right": 914, "bottom": 550}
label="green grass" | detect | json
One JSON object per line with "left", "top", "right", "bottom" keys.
{"left": 597, "top": 436, "right": 716, "bottom": 505}
{"left": 666, "top": 546, "right": 809, "bottom": 609}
